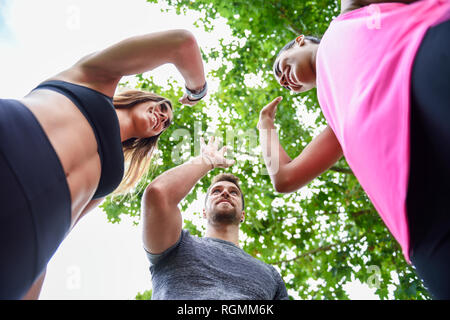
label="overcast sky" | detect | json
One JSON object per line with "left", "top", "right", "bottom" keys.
{"left": 0, "top": 0, "right": 379, "bottom": 300}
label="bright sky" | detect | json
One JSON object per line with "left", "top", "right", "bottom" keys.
{"left": 0, "top": 0, "right": 380, "bottom": 300}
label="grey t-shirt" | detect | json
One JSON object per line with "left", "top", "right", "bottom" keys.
{"left": 146, "top": 229, "right": 289, "bottom": 300}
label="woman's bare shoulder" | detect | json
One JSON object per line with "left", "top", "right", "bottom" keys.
{"left": 42, "top": 62, "right": 120, "bottom": 98}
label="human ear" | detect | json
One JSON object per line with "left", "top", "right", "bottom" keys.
{"left": 240, "top": 211, "right": 245, "bottom": 223}
{"left": 295, "top": 35, "right": 305, "bottom": 46}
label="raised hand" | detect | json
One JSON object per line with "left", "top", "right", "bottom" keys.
{"left": 257, "top": 96, "right": 283, "bottom": 130}
{"left": 179, "top": 93, "right": 201, "bottom": 106}
{"left": 200, "top": 136, "right": 235, "bottom": 169}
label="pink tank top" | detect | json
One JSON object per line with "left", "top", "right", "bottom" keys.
{"left": 316, "top": 0, "right": 450, "bottom": 263}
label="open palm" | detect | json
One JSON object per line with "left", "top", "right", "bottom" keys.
{"left": 201, "top": 136, "right": 235, "bottom": 169}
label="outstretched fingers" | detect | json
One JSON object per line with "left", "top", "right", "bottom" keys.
{"left": 219, "top": 146, "right": 227, "bottom": 157}
{"left": 200, "top": 137, "right": 206, "bottom": 150}
{"left": 199, "top": 136, "right": 235, "bottom": 169}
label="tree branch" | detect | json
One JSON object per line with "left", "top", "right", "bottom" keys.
{"left": 329, "top": 166, "right": 353, "bottom": 175}
{"left": 350, "top": 209, "right": 372, "bottom": 218}
{"left": 272, "top": 242, "right": 339, "bottom": 266}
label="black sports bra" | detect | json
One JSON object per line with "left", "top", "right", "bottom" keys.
{"left": 32, "top": 80, "right": 124, "bottom": 199}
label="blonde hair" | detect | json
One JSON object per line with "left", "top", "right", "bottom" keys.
{"left": 113, "top": 89, "right": 172, "bottom": 194}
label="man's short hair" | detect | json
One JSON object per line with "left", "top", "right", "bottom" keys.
{"left": 205, "top": 173, "right": 245, "bottom": 210}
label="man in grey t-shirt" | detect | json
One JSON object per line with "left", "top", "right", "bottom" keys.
{"left": 141, "top": 137, "right": 289, "bottom": 300}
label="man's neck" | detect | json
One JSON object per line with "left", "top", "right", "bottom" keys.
{"left": 205, "top": 224, "right": 240, "bottom": 247}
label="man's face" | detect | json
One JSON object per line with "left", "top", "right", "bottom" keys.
{"left": 204, "top": 181, "right": 245, "bottom": 225}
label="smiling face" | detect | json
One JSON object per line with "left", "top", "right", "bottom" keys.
{"left": 204, "top": 181, "right": 245, "bottom": 226}
{"left": 273, "top": 35, "right": 319, "bottom": 93}
{"left": 132, "top": 101, "right": 173, "bottom": 138}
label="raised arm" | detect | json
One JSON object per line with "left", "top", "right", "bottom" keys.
{"left": 57, "top": 29, "right": 206, "bottom": 101}
{"left": 142, "top": 137, "right": 234, "bottom": 254}
{"left": 258, "top": 97, "right": 343, "bottom": 193}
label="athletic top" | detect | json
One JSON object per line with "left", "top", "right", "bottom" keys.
{"left": 146, "top": 230, "right": 289, "bottom": 300}
{"left": 32, "top": 80, "right": 124, "bottom": 199}
{"left": 316, "top": 0, "right": 450, "bottom": 263}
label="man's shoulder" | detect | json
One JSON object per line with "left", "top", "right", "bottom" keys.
{"left": 180, "top": 229, "right": 200, "bottom": 244}
{"left": 247, "top": 253, "right": 280, "bottom": 276}
{"left": 175, "top": 229, "right": 206, "bottom": 250}
{"left": 146, "top": 230, "right": 192, "bottom": 265}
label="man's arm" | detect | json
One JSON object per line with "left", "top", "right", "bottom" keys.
{"left": 142, "top": 137, "right": 234, "bottom": 254}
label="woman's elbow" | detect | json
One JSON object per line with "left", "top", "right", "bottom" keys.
{"left": 171, "top": 29, "right": 196, "bottom": 48}
{"left": 273, "top": 182, "right": 296, "bottom": 194}
{"left": 273, "top": 177, "right": 295, "bottom": 194}
{"left": 273, "top": 182, "right": 290, "bottom": 193}
{"left": 272, "top": 173, "right": 307, "bottom": 194}
{"left": 171, "top": 28, "right": 194, "bottom": 39}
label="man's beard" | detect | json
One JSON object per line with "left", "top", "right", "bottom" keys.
{"left": 208, "top": 207, "right": 240, "bottom": 225}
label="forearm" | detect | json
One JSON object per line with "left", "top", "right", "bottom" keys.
{"left": 260, "top": 125, "right": 343, "bottom": 193}
{"left": 284, "top": 128, "right": 343, "bottom": 189}
{"left": 258, "top": 121, "right": 293, "bottom": 185}
{"left": 147, "top": 155, "right": 211, "bottom": 206}
{"left": 172, "top": 34, "right": 206, "bottom": 91}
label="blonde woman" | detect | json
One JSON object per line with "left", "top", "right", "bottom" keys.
{"left": 0, "top": 29, "right": 207, "bottom": 299}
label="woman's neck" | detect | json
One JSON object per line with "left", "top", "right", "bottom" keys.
{"left": 311, "top": 45, "right": 318, "bottom": 76}
{"left": 115, "top": 108, "right": 135, "bottom": 142}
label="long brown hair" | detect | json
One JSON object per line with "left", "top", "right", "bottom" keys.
{"left": 113, "top": 89, "right": 172, "bottom": 194}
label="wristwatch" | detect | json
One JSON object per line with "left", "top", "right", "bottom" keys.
{"left": 185, "top": 82, "right": 208, "bottom": 101}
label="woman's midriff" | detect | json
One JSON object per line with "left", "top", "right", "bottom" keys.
{"left": 20, "top": 89, "right": 102, "bottom": 226}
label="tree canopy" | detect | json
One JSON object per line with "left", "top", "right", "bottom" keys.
{"left": 102, "top": 0, "right": 429, "bottom": 299}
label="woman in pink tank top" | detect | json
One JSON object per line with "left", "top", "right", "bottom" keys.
{"left": 258, "top": 0, "right": 450, "bottom": 299}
